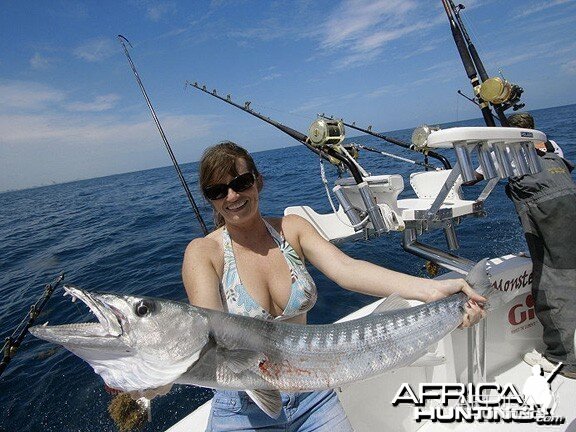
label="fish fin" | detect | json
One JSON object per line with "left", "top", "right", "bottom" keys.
{"left": 245, "top": 389, "right": 282, "bottom": 418}
{"left": 219, "top": 348, "right": 265, "bottom": 374}
{"left": 372, "top": 293, "right": 411, "bottom": 314}
{"left": 409, "top": 352, "right": 446, "bottom": 367}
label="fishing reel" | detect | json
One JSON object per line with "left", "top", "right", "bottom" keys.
{"left": 411, "top": 125, "right": 440, "bottom": 149}
{"left": 479, "top": 77, "right": 524, "bottom": 111}
{"left": 308, "top": 119, "right": 345, "bottom": 147}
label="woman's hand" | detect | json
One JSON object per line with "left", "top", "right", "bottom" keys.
{"left": 426, "top": 278, "right": 487, "bottom": 328}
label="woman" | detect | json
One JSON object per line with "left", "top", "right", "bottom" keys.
{"left": 182, "top": 141, "right": 485, "bottom": 431}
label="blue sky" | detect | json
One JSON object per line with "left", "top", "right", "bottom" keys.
{"left": 1, "top": 0, "right": 575, "bottom": 191}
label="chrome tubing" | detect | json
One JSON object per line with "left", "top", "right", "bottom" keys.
{"left": 477, "top": 143, "right": 498, "bottom": 179}
{"left": 453, "top": 142, "right": 477, "bottom": 182}
{"left": 333, "top": 185, "right": 364, "bottom": 229}
{"left": 443, "top": 223, "right": 460, "bottom": 251}
{"left": 509, "top": 142, "right": 530, "bottom": 176}
{"left": 493, "top": 142, "right": 516, "bottom": 178}
{"left": 357, "top": 182, "right": 388, "bottom": 234}
{"left": 521, "top": 142, "right": 542, "bottom": 174}
{"left": 402, "top": 228, "right": 475, "bottom": 274}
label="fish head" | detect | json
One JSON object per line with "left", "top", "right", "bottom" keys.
{"left": 29, "top": 285, "right": 210, "bottom": 392}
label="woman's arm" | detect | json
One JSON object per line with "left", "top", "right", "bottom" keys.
{"left": 182, "top": 237, "right": 225, "bottom": 311}
{"left": 288, "top": 215, "right": 485, "bottom": 324}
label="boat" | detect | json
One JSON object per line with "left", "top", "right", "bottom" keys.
{"left": 159, "top": 1, "right": 576, "bottom": 430}
{"left": 163, "top": 124, "right": 576, "bottom": 431}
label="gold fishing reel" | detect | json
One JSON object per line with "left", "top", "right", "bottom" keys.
{"left": 308, "top": 119, "right": 345, "bottom": 147}
{"left": 479, "top": 77, "right": 523, "bottom": 105}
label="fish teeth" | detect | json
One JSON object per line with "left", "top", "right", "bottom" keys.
{"left": 43, "top": 321, "right": 49, "bottom": 327}
{"left": 64, "top": 291, "right": 79, "bottom": 303}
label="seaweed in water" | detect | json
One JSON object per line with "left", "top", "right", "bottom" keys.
{"left": 108, "top": 393, "right": 147, "bottom": 432}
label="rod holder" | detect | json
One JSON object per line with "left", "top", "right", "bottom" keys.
{"left": 509, "top": 142, "right": 530, "bottom": 175}
{"left": 477, "top": 143, "right": 498, "bottom": 180}
{"left": 521, "top": 142, "right": 542, "bottom": 174}
{"left": 333, "top": 185, "right": 363, "bottom": 230}
{"left": 492, "top": 142, "right": 516, "bottom": 178}
{"left": 453, "top": 142, "right": 477, "bottom": 182}
{"left": 357, "top": 182, "right": 388, "bottom": 234}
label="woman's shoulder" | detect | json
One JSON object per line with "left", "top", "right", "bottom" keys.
{"left": 184, "top": 229, "right": 223, "bottom": 260}
{"left": 265, "top": 214, "right": 310, "bottom": 233}
{"left": 265, "top": 215, "right": 317, "bottom": 247}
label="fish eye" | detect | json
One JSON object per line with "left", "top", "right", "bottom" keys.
{"left": 135, "top": 300, "right": 154, "bottom": 317}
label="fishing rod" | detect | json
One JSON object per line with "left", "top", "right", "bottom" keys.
{"left": 0, "top": 273, "right": 64, "bottom": 377}
{"left": 457, "top": 90, "right": 501, "bottom": 123}
{"left": 444, "top": 2, "right": 526, "bottom": 125}
{"left": 319, "top": 115, "right": 451, "bottom": 170}
{"left": 449, "top": 1, "right": 513, "bottom": 126}
{"left": 441, "top": 0, "right": 496, "bottom": 127}
{"left": 187, "top": 81, "right": 409, "bottom": 234}
{"left": 185, "top": 81, "right": 364, "bottom": 183}
{"left": 118, "top": 35, "right": 208, "bottom": 235}
{"left": 354, "top": 144, "right": 439, "bottom": 170}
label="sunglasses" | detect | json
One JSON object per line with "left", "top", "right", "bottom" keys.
{"left": 203, "top": 172, "right": 256, "bottom": 201}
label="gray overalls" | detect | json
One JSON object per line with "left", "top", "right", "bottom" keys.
{"left": 506, "top": 151, "right": 576, "bottom": 373}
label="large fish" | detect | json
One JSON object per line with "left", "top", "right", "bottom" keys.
{"left": 29, "top": 259, "right": 492, "bottom": 417}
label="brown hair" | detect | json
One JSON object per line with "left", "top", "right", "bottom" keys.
{"left": 507, "top": 112, "right": 535, "bottom": 129}
{"left": 199, "top": 141, "right": 260, "bottom": 229}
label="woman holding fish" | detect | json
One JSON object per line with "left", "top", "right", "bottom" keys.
{"left": 182, "top": 141, "right": 486, "bottom": 431}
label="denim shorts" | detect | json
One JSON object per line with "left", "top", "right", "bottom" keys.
{"left": 206, "top": 389, "right": 353, "bottom": 431}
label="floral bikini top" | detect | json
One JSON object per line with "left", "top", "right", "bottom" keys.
{"left": 220, "top": 219, "right": 317, "bottom": 321}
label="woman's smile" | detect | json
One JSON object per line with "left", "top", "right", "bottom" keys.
{"left": 225, "top": 198, "right": 249, "bottom": 212}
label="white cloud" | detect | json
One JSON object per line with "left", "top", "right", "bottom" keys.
{"left": 320, "top": 0, "right": 416, "bottom": 49}
{"left": 30, "top": 53, "right": 53, "bottom": 70}
{"left": 483, "top": 39, "right": 576, "bottom": 69}
{"left": 0, "top": 81, "right": 66, "bottom": 111}
{"left": 288, "top": 92, "right": 360, "bottom": 115}
{"left": 561, "top": 59, "right": 576, "bottom": 74}
{"left": 73, "top": 37, "right": 116, "bottom": 62}
{"left": 314, "top": 0, "right": 441, "bottom": 69}
{"left": 262, "top": 73, "right": 281, "bottom": 81}
{"left": 515, "top": 0, "right": 571, "bottom": 17}
{"left": 146, "top": 2, "right": 176, "bottom": 21}
{"left": 229, "top": 18, "right": 295, "bottom": 42}
{"left": 0, "top": 113, "right": 216, "bottom": 147}
{"left": 0, "top": 80, "right": 120, "bottom": 114}
{"left": 288, "top": 96, "right": 331, "bottom": 115}
{"left": 130, "top": 0, "right": 176, "bottom": 21}
{"left": 0, "top": 112, "right": 218, "bottom": 191}
{"left": 366, "top": 85, "right": 395, "bottom": 99}
{"left": 0, "top": 78, "right": 219, "bottom": 191}
{"left": 64, "top": 94, "right": 121, "bottom": 112}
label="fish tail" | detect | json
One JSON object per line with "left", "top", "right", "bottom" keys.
{"left": 465, "top": 258, "right": 498, "bottom": 310}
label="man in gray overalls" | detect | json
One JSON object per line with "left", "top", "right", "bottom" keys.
{"left": 505, "top": 113, "right": 576, "bottom": 379}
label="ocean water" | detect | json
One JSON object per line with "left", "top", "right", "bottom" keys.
{"left": 1, "top": 104, "right": 575, "bottom": 431}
